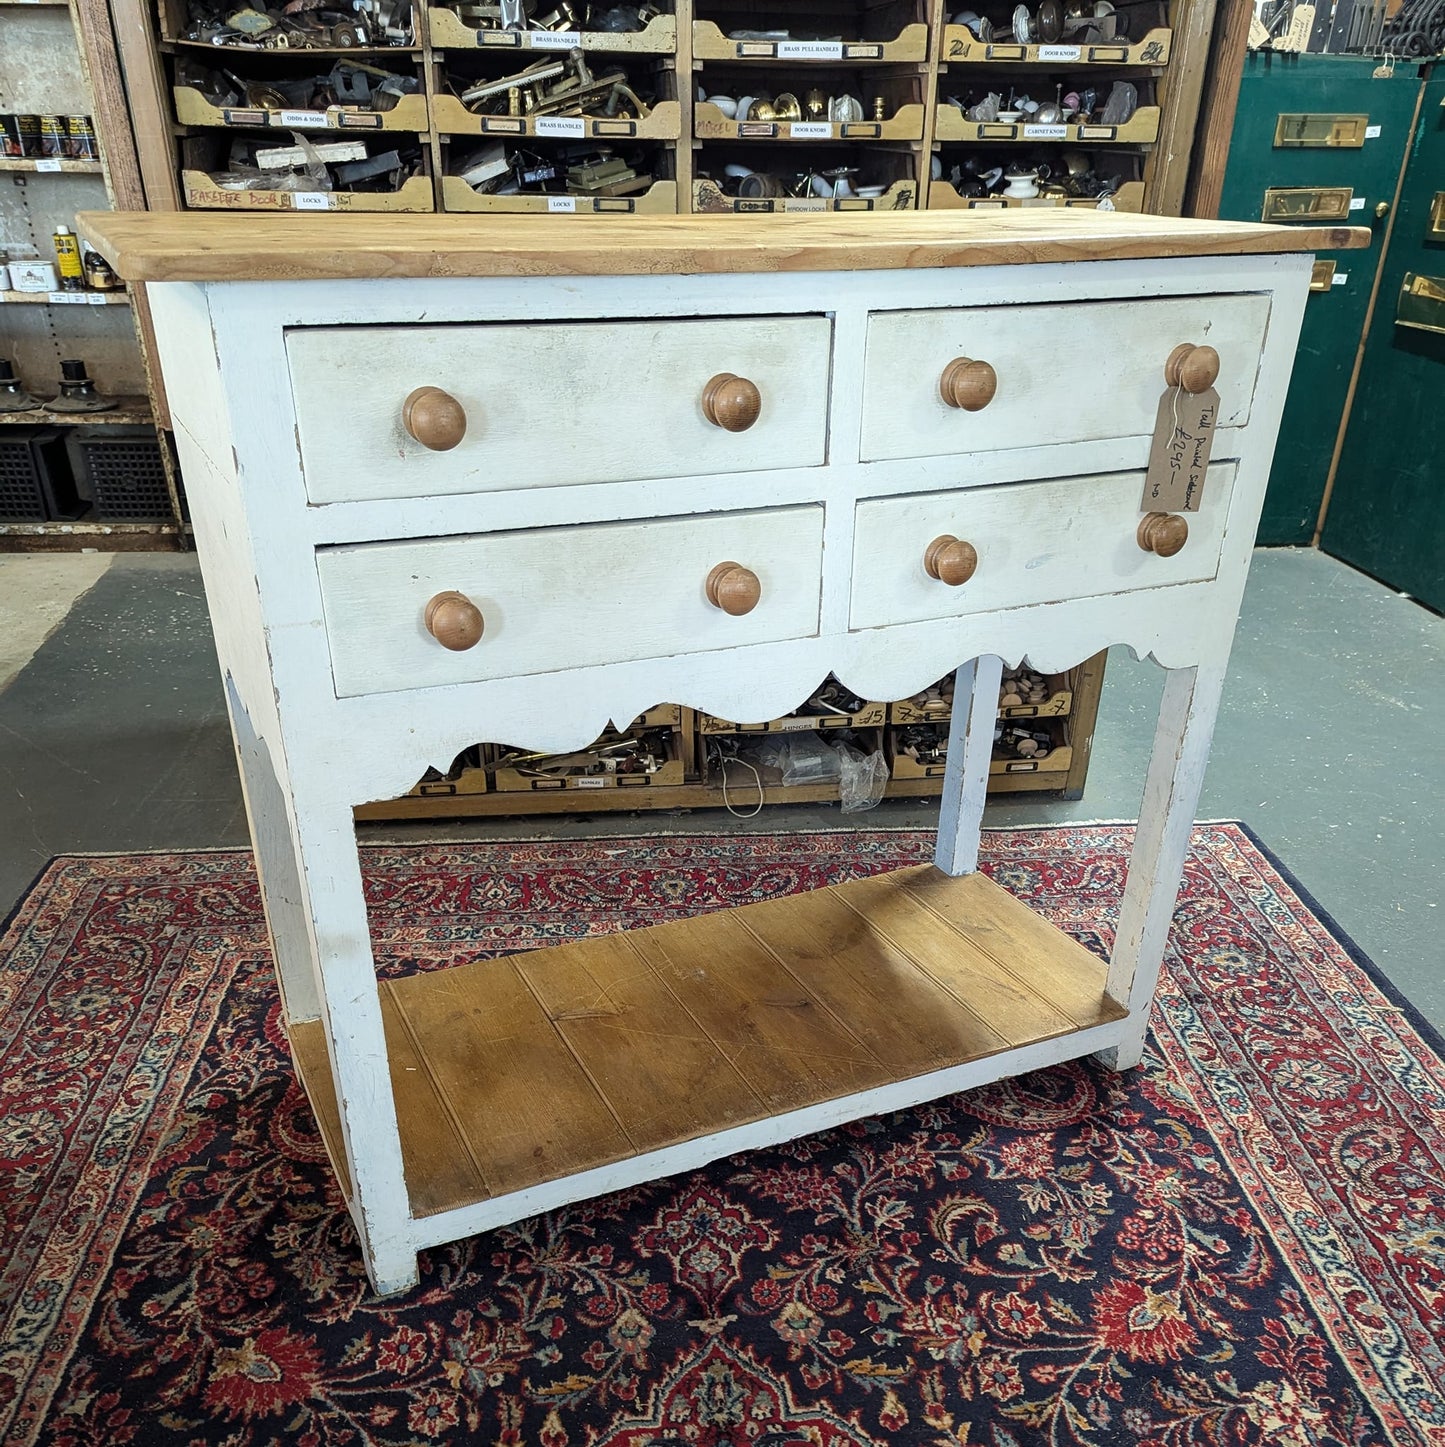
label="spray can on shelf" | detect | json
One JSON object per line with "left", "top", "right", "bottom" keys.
{"left": 52, "top": 224, "right": 84, "bottom": 291}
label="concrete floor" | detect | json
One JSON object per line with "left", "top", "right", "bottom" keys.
{"left": 1, "top": 547, "right": 1440, "bottom": 1030}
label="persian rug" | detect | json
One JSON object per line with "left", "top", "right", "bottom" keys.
{"left": 1, "top": 824, "right": 1442, "bottom": 1447}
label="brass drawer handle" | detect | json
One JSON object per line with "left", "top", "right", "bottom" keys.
{"left": 705, "top": 561, "right": 761, "bottom": 615}
{"left": 403, "top": 386, "right": 467, "bottom": 451}
{"left": 702, "top": 373, "right": 762, "bottom": 432}
{"left": 1137, "top": 512, "right": 1189, "bottom": 557}
{"left": 924, "top": 534, "right": 979, "bottom": 585}
{"left": 939, "top": 356, "right": 997, "bottom": 411}
{"left": 1164, "top": 343, "right": 1219, "bottom": 394}
{"left": 424, "top": 590, "right": 485, "bottom": 650}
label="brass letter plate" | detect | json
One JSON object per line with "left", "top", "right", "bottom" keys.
{"left": 1310, "top": 259, "right": 1336, "bottom": 291}
{"left": 1274, "top": 112, "right": 1369, "bottom": 147}
{"left": 1396, "top": 273, "right": 1445, "bottom": 335}
{"left": 1428, "top": 191, "right": 1445, "bottom": 242}
{"left": 1262, "top": 186, "right": 1354, "bottom": 222}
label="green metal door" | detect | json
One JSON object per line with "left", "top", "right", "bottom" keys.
{"left": 1217, "top": 54, "right": 1420, "bottom": 544}
{"left": 1323, "top": 73, "right": 1445, "bottom": 611}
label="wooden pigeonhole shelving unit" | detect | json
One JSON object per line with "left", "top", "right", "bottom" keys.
{"left": 0, "top": 0, "right": 186, "bottom": 550}
{"left": 100, "top": 0, "right": 1215, "bottom": 215}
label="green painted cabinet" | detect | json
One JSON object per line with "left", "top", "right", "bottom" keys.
{"left": 1217, "top": 54, "right": 1420, "bottom": 544}
{"left": 1323, "top": 74, "right": 1445, "bottom": 612}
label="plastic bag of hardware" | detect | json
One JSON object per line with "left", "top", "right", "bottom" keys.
{"left": 777, "top": 732, "right": 842, "bottom": 786}
{"left": 833, "top": 740, "right": 888, "bottom": 813}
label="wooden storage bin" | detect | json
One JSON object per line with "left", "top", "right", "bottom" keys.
{"left": 934, "top": 104, "right": 1160, "bottom": 144}
{"left": 431, "top": 97, "right": 683, "bottom": 141}
{"left": 494, "top": 728, "right": 686, "bottom": 792}
{"left": 441, "top": 174, "right": 678, "bottom": 213}
{"left": 692, "top": 19, "right": 929, "bottom": 63}
{"left": 699, "top": 700, "right": 887, "bottom": 733}
{"left": 927, "top": 179, "right": 1145, "bottom": 210}
{"left": 938, "top": 26, "right": 1171, "bottom": 66}
{"left": 172, "top": 89, "right": 430, "bottom": 133}
{"left": 426, "top": 7, "right": 678, "bottom": 52}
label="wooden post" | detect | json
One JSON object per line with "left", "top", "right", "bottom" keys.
{"left": 1099, "top": 657, "right": 1228, "bottom": 1070}
{"left": 1183, "top": 0, "right": 1253, "bottom": 218}
{"left": 935, "top": 655, "right": 1003, "bottom": 876}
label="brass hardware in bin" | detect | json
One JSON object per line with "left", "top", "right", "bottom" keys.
{"left": 1262, "top": 186, "right": 1354, "bottom": 223}
{"left": 1429, "top": 192, "right": 1445, "bottom": 242}
{"left": 1273, "top": 113, "right": 1369, "bottom": 148}
{"left": 1310, "top": 260, "right": 1336, "bottom": 292}
{"left": 1396, "top": 273, "right": 1445, "bottom": 336}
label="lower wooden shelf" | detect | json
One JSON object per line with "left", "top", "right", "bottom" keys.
{"left": 290, "top": 864, "right": 1125, "bottom": 1219}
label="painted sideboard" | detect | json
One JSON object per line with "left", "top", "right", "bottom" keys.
{"left": 80, "top": 211, "right": 1364, "bottom": 1294}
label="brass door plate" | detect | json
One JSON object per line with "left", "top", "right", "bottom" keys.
{"left": 1262, "top": 186, "right": 1355, "bottom": 222}
{"left": 1274, "top": 112, "right": 1370, "bottom": 148}
{"left": 1429, "top": 191, "right": 1445, "bottom": 242}
{"left": 1396, "top": 272, "right": 1445, "bottom": 335}
{"left": 1310, "top": 259, "right": 1336, "bottom": 291}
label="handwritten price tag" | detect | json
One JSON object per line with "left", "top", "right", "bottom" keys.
{"left": 1144, "top": 386, "right": 1218, "bottom": 513}
{"left": 34, "top": 158, "right": 63, "bottom": 172}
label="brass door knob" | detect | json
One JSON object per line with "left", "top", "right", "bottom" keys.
{"left": 424, "top": 590, "right": 485, "bottom": 650}
{"left": 1137, "top": 512, "right": 1189, "bottom": 557}
{"left": 1374, "top": 200, "right": 1390, "bottom": 219}
{"left": 403, "top": 386, "right": 468, "bottom": 451}
{"left": 939, "top": 357, "right": 998, "bottom": 411}
{"left": 924, "top": 534, "right": 979, "bottom": 585}
{"left": 705, "top": 561, "right": 762, "bottom": 615}
{"left": 1163, "top": 343, "right": 1220, "bottom": 394}
{"left": 701, "top": 373, "right": 762, "bottom": 432}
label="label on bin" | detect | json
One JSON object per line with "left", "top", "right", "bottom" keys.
{"left": 292, "top": 192, "right": 332, "bottom": 209}
{"left": 1038, "top": 44, "right": 1081, "bottom": 59}
{"left": 789, "top": 121, "right": 833, "bottom": 138}
{"left": 547, "top": 196, "right": 577, "bottom": 212}
{"left": 531, "top": 29, "right": 582, "bottom": 47}
{"left": 277, "top": 110, "right": 331, "bottom": 128}
{"left": 536, "top": 116, "right": 586, "bottom": 136}
{"left": 777, "top": 40, "right": 843, "bottom": 58}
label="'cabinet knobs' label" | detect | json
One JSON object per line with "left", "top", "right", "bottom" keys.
{"left": 1143, "top": 386, "right": 1218, "bottom": 513}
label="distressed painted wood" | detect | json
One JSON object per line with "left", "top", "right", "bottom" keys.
{"left": 123, "top": 224, "right": 1317, "bottom": 1294}
{"left": 289, "top": 317, "right": 831, "bottom": 503}
{"left": 859, "top": 295, "right": 1269, "bottom": 461}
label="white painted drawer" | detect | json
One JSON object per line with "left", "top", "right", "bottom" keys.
{"left": 849, "top": 465, "right": 1236, "bottom": 630}
{"left": 287, "top": 317, "right": 832, "bottom": 504}
{"left": 859, "top": 295, "right": 1270, "bottom": 462}
{"left": 317, "top": 506, "right": 824, "bottom": 697}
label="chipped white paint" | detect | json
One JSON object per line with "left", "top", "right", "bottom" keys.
{"left": 141, "top": 248, "right": 1312, "bottom": 1294}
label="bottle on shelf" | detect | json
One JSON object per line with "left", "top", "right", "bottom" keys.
{"left": 52, "top": 225, "right": 85, "bottom": 292}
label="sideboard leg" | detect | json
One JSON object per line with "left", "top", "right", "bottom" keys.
{"left": 1098, "top": 659, "right": 1228, "bottom": 1071}
{"left": 285, "top": 795, "right": 420, "bottom": 1295}
{"left": 935, "top": 655, "right": 1004, "bottom": 876}
{"left": 225, "top": 678, "right": 322, "bottom": 1023}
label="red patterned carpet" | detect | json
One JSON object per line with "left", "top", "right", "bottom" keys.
{"left": 1, "top": 824, "right": 1442, "bottom": 1447}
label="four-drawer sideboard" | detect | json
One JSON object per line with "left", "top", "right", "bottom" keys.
{"left": 80, "top": 211, "right": 1365, "bottom": 1294}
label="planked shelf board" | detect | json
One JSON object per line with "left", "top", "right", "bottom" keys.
{"left": 427, "top": 7, "right": 677, "bottom": 52}
{"left": 0, "top": 157, "right": 103, "bottom": 173}
{"left": 1, "top": 289, "right": 130, "bottom": 304}
{"left": 691, "top": 20, "right": 930, "bottom": 62}
{"left": 290, "top": 865, "right": 1126, "bottom": 1219}
{"left": 933, "top": 104, "right": 1160, "bottom": 145}
{"left": 938, "top": 26, "right": 1172, "bottom": 67}
{"left": 432, "top": 96, "right": 682, "bottom": 140}
{"left": 0, "top": 395, "right": 153, "bottom": 425}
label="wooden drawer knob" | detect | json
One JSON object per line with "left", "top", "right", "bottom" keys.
{"left": 705, "top": 561, "right": 761, "bottom": 616}
{"left": 702, "top": 373, "right": 762, "bottom": 432}
{"left": 924, "top": 534, "right": 979, "bottom": 586}
{"left": 939, "top": 357, "right": 997, "bottom": 412}
{"left": 403, "top": 386, "right": 467, "bottom": 451}
{"left": 424, "top": 590, "right": 485, "bottom": 650}
{"left": 1137, "top": 512, "right": 1189, "bottom": 557}
{"left": 1163, "top": 343, "right": 1220, "bottom": 394}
